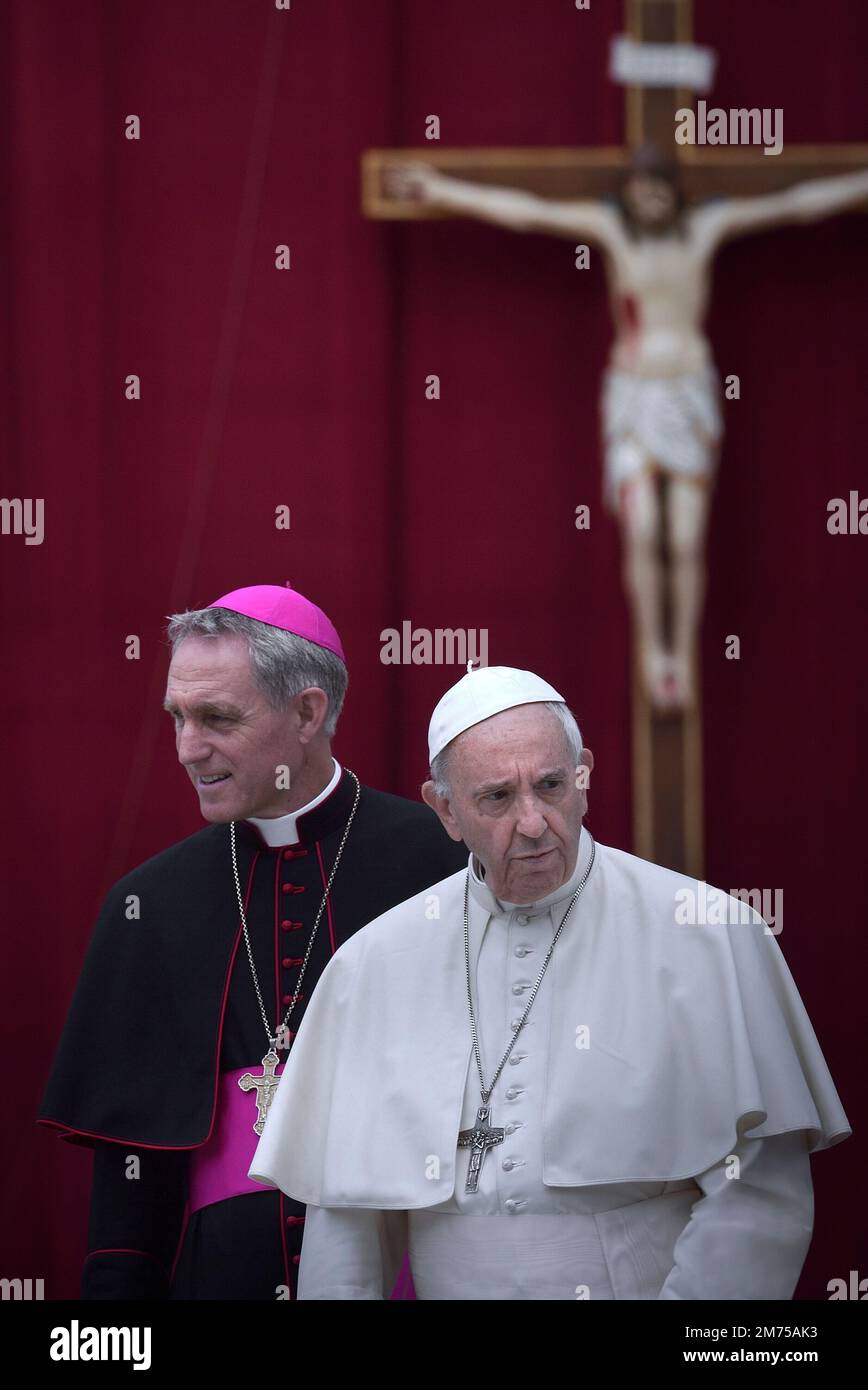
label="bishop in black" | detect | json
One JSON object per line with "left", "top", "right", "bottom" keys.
{"left": 38, "top": 584, "right": 466, "bottom": 1300}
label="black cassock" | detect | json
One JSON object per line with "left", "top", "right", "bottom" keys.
{"left": 38, "top": 768, "right": 466, "bottom": 1299}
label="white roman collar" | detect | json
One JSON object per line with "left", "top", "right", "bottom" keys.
{"left": 468, "top": 823, "right": 595, "bottom": 919}
{"left": 246, "top": 758, "right": 342, "bottom": 847}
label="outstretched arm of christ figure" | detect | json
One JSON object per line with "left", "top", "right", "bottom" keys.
{"left": 296, "top": 1203, "right": 409, "bottom": 1300}
{"left": 81, "top": 1143, "right": 189, "bottom": 1299}
{"left": 692, "top": 167, "right": 868, "bottom": 255}
{"left": 657, "top": 1129, "right": 814, "bottom": 1300}
{"left": 386, "top": 160, "right": 623, "bottom": 246}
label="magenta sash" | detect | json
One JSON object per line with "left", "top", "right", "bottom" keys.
{"left": 189, "top": 1065, "right": 285, "bottom": 1214}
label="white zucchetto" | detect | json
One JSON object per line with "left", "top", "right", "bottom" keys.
{"left": 427, "top": 665, "right": 565, "bottom": 763}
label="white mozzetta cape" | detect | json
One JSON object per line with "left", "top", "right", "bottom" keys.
{"left": 249, "top": 831, "right": 850, "bottom": 1208}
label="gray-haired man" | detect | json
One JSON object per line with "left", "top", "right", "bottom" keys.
{"left": 39, "top": 583, "right": 466, "bottom": 1300}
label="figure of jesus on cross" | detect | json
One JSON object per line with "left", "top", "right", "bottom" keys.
{"left": 385, "top": 149, "right": 868, "bottom": 711}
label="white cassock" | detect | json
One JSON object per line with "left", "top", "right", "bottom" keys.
{"left": 248, "top": 827, "right": 850, "bottom": 1300}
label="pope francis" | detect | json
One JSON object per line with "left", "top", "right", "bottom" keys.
{"left": 248, "top": 666, "right": 851, "bottom": 1300}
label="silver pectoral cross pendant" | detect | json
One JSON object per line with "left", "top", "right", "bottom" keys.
{"left": 457, "top": 1103, "right": 505, "bottom": 1193}
{"left": 238, "top": 1048, "right": 282, "bottom": 1136}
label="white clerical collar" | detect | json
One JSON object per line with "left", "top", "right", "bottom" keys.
{"left": 246, "top": 758, "right": 342, "bottom": 847}
{"left": 468, "top": 823, "right": 595, "bottom": 919}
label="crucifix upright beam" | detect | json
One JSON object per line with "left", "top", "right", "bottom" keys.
{"left": 361, "top": 0, "right": 868, "bottom": 877}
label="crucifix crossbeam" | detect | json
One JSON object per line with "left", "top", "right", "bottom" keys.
{"left": 363, "top": 142, "right": 868, "bottom": 220}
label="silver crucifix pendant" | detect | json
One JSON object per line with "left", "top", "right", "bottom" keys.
{"left": 457, "top": 1103, "right": 505, "bottom": 1193}
{"left": 238, "top": 1048, "right": 282, "bottom": 1136}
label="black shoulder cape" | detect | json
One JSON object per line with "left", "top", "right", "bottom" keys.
{"left": 38, "top": 772, "right": 466, "bottom": 1149}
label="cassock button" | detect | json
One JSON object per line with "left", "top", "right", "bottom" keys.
{"left": 505, "top": 1087, "right": 520, "bottom": 1100}
{"left": 285, "top": 1215, "right": 305, "bottom": 1227}
{"left": 280, "top": 920, "right": 293, "bottom": 931}
{"left": 282, "top": 994, "right": 293, "bottom": 1005}
{"left": 514, "top": 946, "right": 530, "bottom": 957}
{"left": 508, "top": 1055, "right": 522, "bottom": 1066}
{"left": 510, "top": 1018, "right": 521, "bottom": 1030}
{"left": 516, "top": 914, "right": 529, "bottom": 925}
{"left": 511, "top": 984, "right": 526, "bottom": 995}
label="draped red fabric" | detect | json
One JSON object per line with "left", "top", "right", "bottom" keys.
{"left": 2, "top": 0, "right": 865, "bottom": 1300}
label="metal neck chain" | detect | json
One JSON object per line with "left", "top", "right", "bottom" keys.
{"left": 229, "top": 768, "right": 361, "bottom": 1053}
{"left": 463, "top": 834, "right": 596, "bottom": 1105}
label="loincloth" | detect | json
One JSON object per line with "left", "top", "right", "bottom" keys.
{"left": 601, "top": 365, "right": 722, "bottom": 516}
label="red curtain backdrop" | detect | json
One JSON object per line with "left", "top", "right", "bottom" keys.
{"left": 2, "top": 0, "right": 865, "bottom": 1299}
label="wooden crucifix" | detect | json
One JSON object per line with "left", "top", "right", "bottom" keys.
{"left": 361, "top": 0, "right": 868, "bottom": 878}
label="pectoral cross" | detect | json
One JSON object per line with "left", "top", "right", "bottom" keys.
{"left": 238, "top": 1049, "right": 282, "bottom": 1136}
{"left": 457, "top": 1104, "right": 505, "bottom": 1194}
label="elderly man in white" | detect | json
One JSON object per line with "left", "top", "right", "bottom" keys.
{"left": 249, "top": 666, "right": 850, "bottom": 1300}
